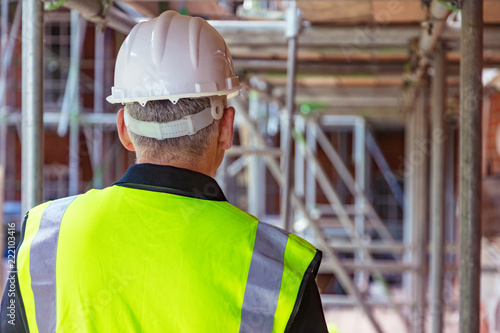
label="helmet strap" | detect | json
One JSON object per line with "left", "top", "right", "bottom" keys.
{"left": 124, "top": 106, "right": 215, "bottom": 140}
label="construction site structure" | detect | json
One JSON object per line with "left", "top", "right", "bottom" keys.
{"left": 1, "top": 1, "right": 500, "bottom": 332}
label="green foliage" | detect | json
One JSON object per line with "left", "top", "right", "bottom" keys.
{"left": 299, "top": 102, "right": 329, "bottom": 115}
{"left": 437, "top": 0, "right": 460, "bottom": 11}
{"left": 43, "top": 0, "right": 70, "bottom": 11}
{"left": 44, "top": 0, "right": 113, "bottom": 11}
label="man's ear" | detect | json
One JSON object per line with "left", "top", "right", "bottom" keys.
{"left": 117, "top": 108, "right": 135, "bottom": 152}
{"left": 218, "top": 106, "right": 235, "bottom": 151}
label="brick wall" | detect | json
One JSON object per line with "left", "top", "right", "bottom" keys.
{"left": 484, "top": 93, "right": 500, "bottom": 176}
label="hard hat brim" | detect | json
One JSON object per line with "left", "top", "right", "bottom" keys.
{"left": 106, "top": 87, "right": 241, "bottom": 105}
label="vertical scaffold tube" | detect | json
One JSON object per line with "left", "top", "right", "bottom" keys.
{"left": 281, "top": 3, "right": 299, "bottom": 231}
{"left": 21, "top": 0, "right": 44, "bottom": 214}
{"left": 430, "top": 44, "right": 446, "bottom": 333}
{"left": 459, "top": 1, "right": 483, "bottom": 332}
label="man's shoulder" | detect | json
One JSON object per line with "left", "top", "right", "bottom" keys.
{"left": 212, "top": 200, "right": 259, "bottom": 222}
{"left": 25, "top": 187, "right": 111, "bottom": 218}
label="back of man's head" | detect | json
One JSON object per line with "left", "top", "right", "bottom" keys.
{"left": 107, "top": 11, "right": 240, "bottom": 167}
{"left": 124, "top": 98, "right": 218, "bottom": 164}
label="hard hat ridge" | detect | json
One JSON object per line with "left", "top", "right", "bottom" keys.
{"left": 151, "top": 11, "right": 176, "bottom": 69}
{"left": 188, "top": 16, "right": 204, "bottom": 70}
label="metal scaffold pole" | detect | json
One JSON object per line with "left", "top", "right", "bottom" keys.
{"left": 354, "top": 118, "right": 368, "bottom": 291}
{"left": 0, "top": 0, "right": 8, "bottom": 189}
{"left": 1, "top": 0, "right": 20, "bottom": 176}
{"left": 413, "top": 83, "right": 430, "bottom": 333}
{"left": 93, "top": 27, "right": 105, "bottom": 189}
{"left": 305, "top": 122, "right": 317, "bottom": 212}
{"left": 0, "top": 0, "right": 9, "bottom": 284}
{"left": 68, "top": 10, "right": 83, "bottom": 196}
{"left": 430, "top": 44, "right": 446, "bottom": 333}
{"left": 248, "top": 93, "right": 266, "bottom": 219}
{"left": 459, "top": 0, "right": 483, "bottom": 332}
{"left": 403, "top": 98, "right": 416, "bottom": 309}
{"left": 21, "top": 0, "right": 44, "bottom": 214}
{"left": 444, "top": 121, "right": 457, "bottom": 265}
{"left": 280, "top": 2, "right": 300, "bottom": 231}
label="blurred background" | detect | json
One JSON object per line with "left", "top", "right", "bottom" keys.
{"left": 1, "top": 1, "right": 499, "bottom": 332}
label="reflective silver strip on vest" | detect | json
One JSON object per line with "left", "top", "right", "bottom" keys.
{"left": 30, "top": 196, "right": 77, "bottom": 332}
{"left": 239, "top": 222, "right": 289, "bottom": 333}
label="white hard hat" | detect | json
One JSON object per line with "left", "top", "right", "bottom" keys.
{"left": 106, "top": 10, "right": 241, "bottom": 106}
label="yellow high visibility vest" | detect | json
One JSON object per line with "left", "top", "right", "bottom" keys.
{"left": 17, "top": 184, "right": 319, "bottom": 332}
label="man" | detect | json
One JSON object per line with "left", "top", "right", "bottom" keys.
{"left": 1, "top": 10, "right": 327, "bottom": 332}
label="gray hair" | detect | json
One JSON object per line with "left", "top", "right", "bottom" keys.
{"left": 124, "top": 97, "right": 220, "bottom": 163}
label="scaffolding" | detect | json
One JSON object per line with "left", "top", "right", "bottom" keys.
{"left": 0, "top": 1, "right": 491, "bottom": 332}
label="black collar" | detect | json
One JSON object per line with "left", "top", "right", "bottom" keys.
{"left": 113, "top": 163, "right": 227, "bottom": 201}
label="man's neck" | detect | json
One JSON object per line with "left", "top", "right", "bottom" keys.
{"left": 136, "top": 155, "right": 218, "bottom": 178}
{"left": 135, "top": 138, "right": 224, "bottom": 178}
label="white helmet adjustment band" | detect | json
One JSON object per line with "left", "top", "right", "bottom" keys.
{"left": 124, "top": 106, "right": 215, "bottom": 140}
